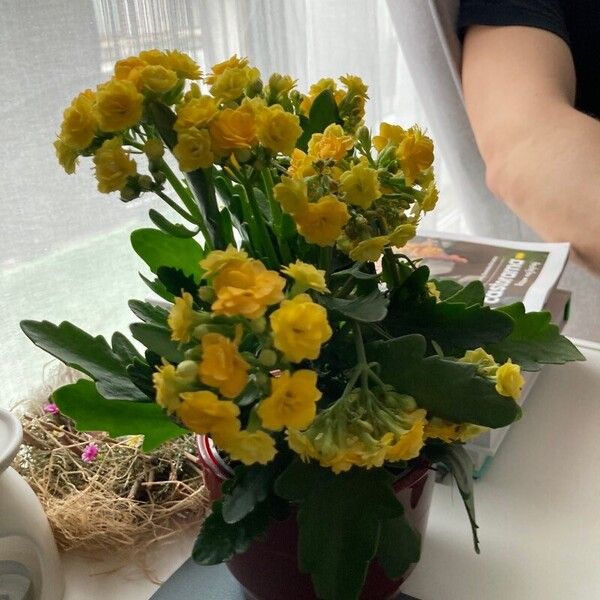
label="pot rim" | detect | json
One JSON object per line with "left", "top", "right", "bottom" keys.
{"left": 0, "top": 408, "right": 22, "bottom": 474}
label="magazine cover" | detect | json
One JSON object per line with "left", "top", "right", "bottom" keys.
{"left": 400, "top": 230, "right": 570, "bottom": 312}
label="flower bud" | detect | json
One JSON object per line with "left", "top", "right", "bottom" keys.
{"left": 120, "top": 186, "right": 138, "bottom": 202}
{"left": 255, "top": 371, "right": 269, "bottom": 388}
{"left": 138, "top": 174, "right": 154, "bottom": 191}
{"left": 144, "top": 138, "right": 164, "bottom": 161}
{"left": 152, "top": 170, "right": 166, "bottom": 184}
{"left": 176, "top": 360, "right": 198, "bottom": 381}
{"left": 356, "top": 125, "right": 371, "bottom": 148}
{"left": 249, "top": 317, "right": 267, "bottom": 334}
{"left": 184, "top": 346, "right": 202, "bottom": 361}
{"left": 198, "top": 286, "right": 216, "bottom": 303}
{"left": 258, "top": 349, "right": 277, "bottom": 368}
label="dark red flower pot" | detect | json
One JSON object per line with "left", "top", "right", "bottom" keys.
{"left": 197, "top": 436, "right": 435, "bottom": 600}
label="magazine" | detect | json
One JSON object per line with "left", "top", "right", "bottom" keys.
{"left": 400, "top": 230, "right": 571, "bottom": 477}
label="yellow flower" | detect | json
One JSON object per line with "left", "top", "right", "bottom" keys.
{"left": 198, "top": 333, "right": 249, "bottom": 399}
{"left": 349, "top": 235, "right": 389, "bottom": 262}
{"left": 281, "top": 260, "right": 328, "bottom": 293}
{"left": 389, "top": 223, "right": 417, "bottom": 247}
{"left": 168, "top": 292, "right": 199, "bottom": 342}
{"left": 420, "top": 181, "right": 438, "bottom": 212}
{"left": 495, "top": 359, "right": 524, "bottom": 400}
{"left": 173, "top": 128, "right": 214, "bottom": 172}
{"left": 209, "top": 105, "right": 257, "bottom": 155}
{"left": 256, "top": 105, "right": 302, "bottom": 155}
{"left": 273, "top": 177, "right": 309, "bottom": 214}
{"left": 165, "top": 50, "right": 201, "bottom": 79}
{"left": 144, "top": 138, "right": 164, "bottom": 161}
{"left": 114, "top": 56, "right": 148, "bottom": 88}
{"left": 200, "top": 245, "right": 249, "bottom": 277}
{"left": 210, "top": 65, "right": 260, "bottom": 102}
{"left": 426, "top": 281, "right": 442, "bottom": 302}
{"left": 212, "top": 259, "right": 286, "bottom": 319}
{"left": 396, "top": 127, "right": 434, "bottom": 185}
{"left": 219, "top": 429, "right": 276, "bottom": 465}
{"left": 139, "top": 65, "right": 178, "bottom": 94}
{"left": 94, "top": 79, "right": 144, "bottom": 132}
{"left": 267, "top": 73, "right": 296, "bottom": 96}
{"left": 286, "top": 428, "right": 319, "bottom": 461}
{"left": 424, "top": 417, "right": 486, "bottom": 443}
{"left": 258, "top": 370, "right": 322, "bottom": 430}
{"left": 53, "top": 138, "right": 78, "bottom": 174}
{"left": 339, "top": 161, "right": 382, "bottom": 209}
{"left": 153, "top": 362, "right": 195, "bottom": 413}
{"left": 288, "top": 149, "right": 316, "bottom": 179}
{"left": 385, "top": 417, "right": 426, "bottom": 461}
{"left": 294, "top": 195, "right": 350, "bottom": 246}
{"left": 340, "top": 74, "right": 368, "bottom": 96}
{"left": 138, "top": 49, "right": 169, "bottom": 67}
{"left": 373, "top": 122, "right": 407, "bottom": 152}
{"left": 177, "top": 390, "right": 240, "bottom": 435}
{"left": 299, "top": 77, "right": 337, "bottom": 113}
{"left": 270, "top": 293, "right": 332, "bottom": 363}
{"left": 174, "top": 96, "right": 219, "bottom": 132}
{"left": 307, "top": 124, "right": 353, "bottom": 161}
{"left": 205, "top": 55, "right": 250, "bottom": 84}
{"left": 59, "top": 90, "right": 97, "bottom": 150}
{"left": 93, "top": 137, "right": 137, "bottom": 193}
{"left": 458, "top": 347, "right": 498, "bottom": 376}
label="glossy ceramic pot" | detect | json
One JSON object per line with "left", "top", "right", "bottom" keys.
{"left": 197, "top": 435, "right": 435, "bottom": 600}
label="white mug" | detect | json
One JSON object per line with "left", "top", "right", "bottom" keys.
{"left": 0, "top": 408, "right": 64, "bottom": 600}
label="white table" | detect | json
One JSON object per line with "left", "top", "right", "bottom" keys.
{"left": 62, "top": 340, "right": 600, "bottom": 600}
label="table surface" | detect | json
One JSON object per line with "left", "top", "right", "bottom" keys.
{"left": 62, "top": 339, "right": 600, "bottom": 600}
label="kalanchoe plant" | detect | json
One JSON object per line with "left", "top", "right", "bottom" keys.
{"left": 22, "top": 50, "right": 585, "bottom": 600}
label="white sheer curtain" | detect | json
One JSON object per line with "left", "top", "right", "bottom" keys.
{"left": 0, "top": 0, "right": 464, "bottom": 408}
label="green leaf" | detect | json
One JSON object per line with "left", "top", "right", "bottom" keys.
{"left": 443, "top": 281, "right": 485, "bottom": 307}
{"left": 297, "top": 90, "right": 343, "bottom": 151}
{"left": 131, "top": 228, "right": 204, "bottom": 282}
{"left": 192, "top": 499, "right": 272, "bottom": 565}
{"left": 148, "top": 101, "right": 177, "bottom": 149}
{"left": 148, "top": 208, "right": 200, "bottom": 238}
{"left": 20, "top": 320, "right": 148, "bottom": 401}
{"left": 431, "top": 279, "right": 462, "bottom": 301}
{"left": 368, "top": 335, "right": 521, "bottom": 427}
{"left": 276, "top": 461, "right": 403, "bottom": 600}
{"left": 222, "top": 464, "right": 278, "bottom": 524}
{"left": 321, "top": 290, "right": 389, "bottom": 323}
{"left": 128, "top": 299, "right": 169, "bottom": 326}
{"left": 156, "top": 266, "right": 200, "bottom": 300}
{"left": 139, "top": 273, "right": 174, "bottom": 302}
{"left": 376, "top": 514, "right": 421, "bottom": 579}
{"left": 485, "top": 303, "right": 585, "bottom": 370}
{"left": 424, "top": 444, "right": 479, "bottom": 552}
{"left": 126, "top": 357, "right": 156, "bottom": 399}
{"left": 53, "top": 380, "right": 186, "bottom": 451}
{"left": 331, "top": 263, "right": 380, "bottom": 281}
{"left": 129, "top": 322, "right": 185, "bottom": 363}
{"left": 111, "top": 332, "right": 143, "bottom": 365}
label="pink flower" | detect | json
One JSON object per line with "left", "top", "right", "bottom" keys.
{"left": 44, "top": 403, "right": 60, "bottom": 414}
{"left": 81, "top": 443, "right": 99, "bottom": 463}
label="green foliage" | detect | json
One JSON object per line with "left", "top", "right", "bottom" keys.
{"left": 156, "top": 266, "right": 200, "bottom": 300}
{"left": 110, "top": 331, "right": 143, "bottom": 365}
{"left": 485, "top": 303, "right": 585, "bottom": 370}
{"left": 275, "top": 460, "right": 405, "bottom": 600}
{"left": 431, "top": 278, "right": 462, "bottom": 300}
{"left": 20, "top": 320, "right": 148, "bottom": 401}
{"left": 369, "top": 335, "right": 521, "bottom": 427}
{"left": 130, "top": 228, "right": 205, "bottom": 282}
{"left": 128, "top": 299, "right": 169, "bottom": 326}
{"left": 130, "top": 322, "right": 185, "bottom": 363}
{"left": 386, "top": 269, "right": 513, "bottom": 354}
{"left": 321, "top": 290, "right": 389, "bottom": 323}
{"left": 193, "top": 498, "right": 277, "bottom": 565}
{"left": 376, "top": 514, "right": 421, "bottom": 579}
{"left": 296, "top": 90, "right": 343, "bottom": 151}
{"left": 53, "top": 380, "right": 186, "bottom": 450}
{"left": 139, "top": 273, "right": 174, "bottom": 302}
{"left": 424, "top": 443, "right": 479, "bottom": 552}
{"left": 148, "top": 208, "right": 200, "bottom": 238}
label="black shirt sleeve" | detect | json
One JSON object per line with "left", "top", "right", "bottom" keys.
{"left": 458, "top": 0, "right": 569, "bottom": 45}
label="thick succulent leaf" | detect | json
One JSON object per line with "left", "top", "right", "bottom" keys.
{"left": 130, "top": 228, "right": 205, "bottom": 282}
{"left": 276, "top": 460, "right": 403, "bottom": 600}
{"left": 111, "top": 331, "right": 144, "bottom": 366}
{"left": 368, "top": 335, "right": 521, "bottom": 427}
{"left": 321, "top": 289, "right": 389, "bottom": 323}
{"left": 443, "top": 280, "right": 485, "bottom": 307}
{"left": 139, "top": 273, "right": 174, "bottom": 302}
{"left": 53, "top": 380, "right": 186, "bottom": 450}
{"left": 485, "top": 303, "right": 585, "bottom": 370}
{"left": 156, "top": 266, "right": 200, "bottom": 300}
{"left": 148, "top": 208, "right": 201, "bottom": 238}
{"left": 129, "top": 322, "right": 185, "bottom": 363}
{"left": 431, "top": 278, "right": 463, "bottom": 301}
{"left": 20, "top": 320, "right": 148, "bottom": 401}
{"left": 376, "top": 514, "right": 421, "bottom": 579}
{"left": 296, "top": 90, "right": 342, "bottom": 151}
{"left": 128, "top": 299, "right": 169, "bottom": 326}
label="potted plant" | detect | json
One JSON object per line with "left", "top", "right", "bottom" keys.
{"left": 21, "top": 50, "right": 584, "bottom": 600}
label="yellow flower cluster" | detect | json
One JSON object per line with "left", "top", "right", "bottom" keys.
{"left": 152, "top": 249, "right": 333, "bottom": 466}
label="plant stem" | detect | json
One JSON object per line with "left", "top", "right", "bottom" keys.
{"left": 334, "top": 275, "right": 356, "bottom": 298}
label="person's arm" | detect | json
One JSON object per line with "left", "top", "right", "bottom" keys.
{"left": 462, "top": 25, "right": 600, "bottom": 273}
